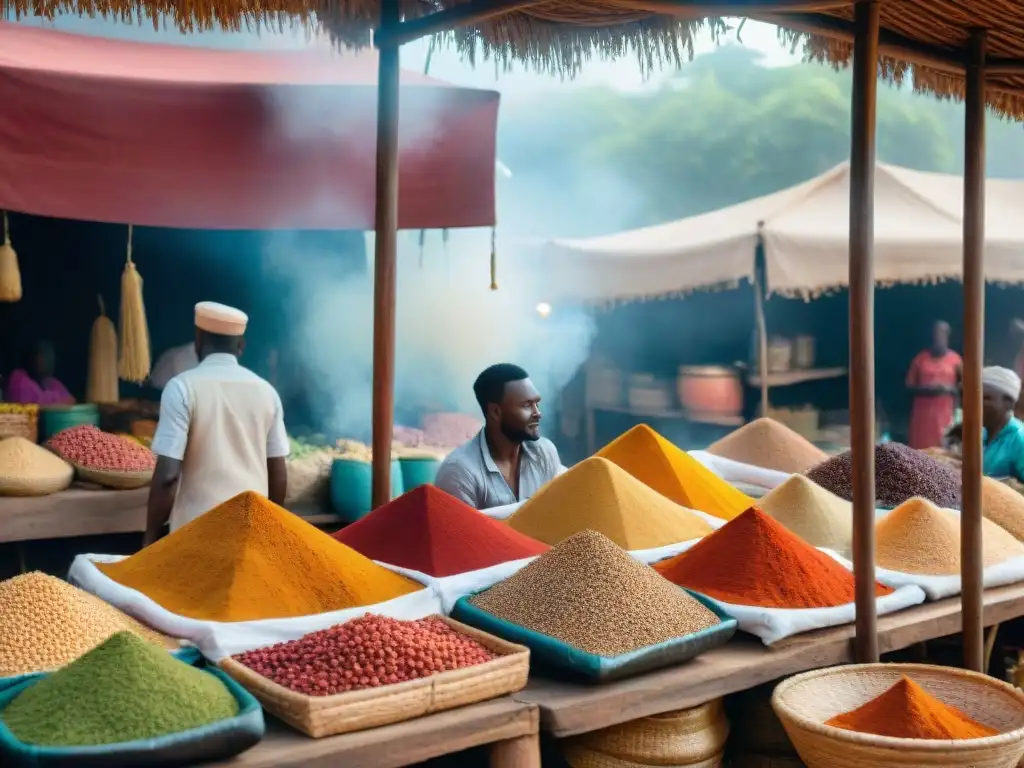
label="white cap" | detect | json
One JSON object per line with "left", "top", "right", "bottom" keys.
{"left": 195, "top": 302, "right": 248, "bottom": 336}
{"left": 982, "top": 366, "right": 1022, "bottom": 402}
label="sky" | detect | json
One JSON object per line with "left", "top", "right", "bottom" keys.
{"left": 5, "top": 10, "right": 801, "bottom": 92}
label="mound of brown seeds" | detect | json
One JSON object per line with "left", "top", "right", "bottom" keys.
{"left": 469, "top": 530, "right": 721, "bottom": 656}
{"left": 805, "top": 442, "right": 961, "bottom": 510}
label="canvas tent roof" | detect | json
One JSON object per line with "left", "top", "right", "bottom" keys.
{"left": 542, "top": 161, "right": 1024, "bottom": 302}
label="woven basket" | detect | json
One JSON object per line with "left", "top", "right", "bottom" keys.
{"left": 73, "top": 464, "right": 153, "bottom": 490}
{"left": 562, "top": 744, "right": 723, "bottom": 768}
{"left": 772, "top": 663, "right": 1024, "bottom": 768}
{"left": 0, "top": 411, "right": 38, "bottom": 443}
{"left": 218, "top": 616, "right": 529, "bottom": 738}
{"left": 0, "top": 463, "right": 74, "bottom": 497}
{"left": 571, "top": 700, "right": 728, "bottom": 765}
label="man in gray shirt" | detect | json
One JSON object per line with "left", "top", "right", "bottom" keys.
{"left": 436, "top": 363, "right": 563, "bottom": 509}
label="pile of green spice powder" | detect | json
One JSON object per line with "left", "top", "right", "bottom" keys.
{"left": 1, "top": 632, "right": 238, "bottom": 747}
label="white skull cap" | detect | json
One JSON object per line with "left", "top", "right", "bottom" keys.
{"left": 195, "top": 302, "right": 248, "bottom": 336}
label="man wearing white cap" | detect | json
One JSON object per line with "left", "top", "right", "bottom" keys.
{"left": 977, "top": 366, "right": 1024, "bottom": 482}
{"left": 144, "top": 302, "right": 289, "bottom": 544}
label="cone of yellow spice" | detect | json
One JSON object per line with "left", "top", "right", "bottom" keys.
{"left": 97, "top": 491, "right": 422, "bottom": 621}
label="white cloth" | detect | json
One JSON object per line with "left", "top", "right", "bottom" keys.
{"left": 983, "top": 366, "right": 1022, "bottom": 401}
{"left": 195, "top": 301, "right": 248, "bottom": 336}
{"left": 151, "top": 353, "right": 290, "bottom": 530}
{"left": 149, "top": 343, "right": 199, "bottom": 390}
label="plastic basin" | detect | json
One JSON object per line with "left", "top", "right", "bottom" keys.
{"left": 40, "top": 405, "right": 100, "bottom": 442}
{"left": 331, "top": 458, "right": 403, "bottom": 522}
{"left": 399, "top": 457, "right": 440, "bottom": 491}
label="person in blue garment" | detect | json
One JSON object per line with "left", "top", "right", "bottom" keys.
{"left": 979, "top": 366, "right": 1024, "bottom": 482}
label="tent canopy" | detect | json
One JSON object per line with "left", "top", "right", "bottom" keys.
{"left": 0, "top": 22, "right": 499, "bottom": 230}
{"left": 543, "top": 162, "right": 1024, "bottom": 302}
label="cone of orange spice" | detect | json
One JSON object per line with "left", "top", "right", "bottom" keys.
{"left": 826, "top": 676, "right": 998, "bottom": 739}
{"left": 654, "top": 507, "right": 893, "bottom": 609}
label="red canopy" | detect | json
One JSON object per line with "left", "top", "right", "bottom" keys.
{"left": 0, "top": 23, "right": 499, "bottom": 230}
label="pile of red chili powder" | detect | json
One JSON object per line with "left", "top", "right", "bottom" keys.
{"left": 332, "top": 485, "right": 549, "bottom": 576}
{"left": 654, "top": 507, "right": 894, "bottom": 609}
{"left": 232, "top": 615, "right": 495, "bottom": 696}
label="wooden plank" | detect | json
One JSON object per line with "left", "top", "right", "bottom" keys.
{"left": 0, "top": 489, "right": 341, "bottom": 544}
{"left": 0, "top": 487, "right": 149, "bottom": 543}
{"left": 745, "top": 367, "right": 848, "bottom": 388}
{"left": 220, "top": 698, "right": 538, "bottom": 768}
{"left": 516, "top": 583, "right": 1024, "bottom": 737}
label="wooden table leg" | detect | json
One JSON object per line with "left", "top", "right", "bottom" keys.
{"left": 490, "top": 733, "right": 540, "bottom": 768}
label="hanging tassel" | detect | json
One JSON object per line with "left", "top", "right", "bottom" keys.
{"left": 489, "top": 227, "right": 498, "bottom": 291}
{"left": 0, "top": 211, "right": 22, "bottom": 302}
{"left": 87, "top": 294, "right": 119, "bottom": 404}
{"left": 118, "top": 224, "right": 152, "bottom": 384}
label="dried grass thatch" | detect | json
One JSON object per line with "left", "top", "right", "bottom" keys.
{"left": 10, "top": 0, "right": 1024, "bottom": 116}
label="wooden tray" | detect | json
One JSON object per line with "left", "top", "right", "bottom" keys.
{"left": 218, "top": 615, "right": 529, "bottom": 739}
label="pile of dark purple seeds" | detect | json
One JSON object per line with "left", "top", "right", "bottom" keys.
{"left": 805, "top": 442, "right": 961, "bottom": 509}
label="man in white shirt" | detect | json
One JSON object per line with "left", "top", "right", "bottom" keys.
{"left": 144, "top": 302, "right": 290, "bottom": 545}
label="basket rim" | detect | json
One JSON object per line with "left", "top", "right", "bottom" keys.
{"left": 71, "top": 463, "right": 154, "bottom": 478}
{"left": 772, "top": 662, "right": 1024, "bottom": 751}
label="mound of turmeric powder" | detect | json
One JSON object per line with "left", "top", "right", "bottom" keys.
{"left": 97, "top": 491, "right": 422, "bottom": 621}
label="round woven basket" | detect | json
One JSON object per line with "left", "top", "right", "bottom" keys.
{"left": 572, "top": 700, "right": 728, "bottom": 765}
{"left": 772, "top": 663, "right": 1024, "bottom": 768}
{"left": 0, "top": 410, "right": 39, "bottom": 443}
{"left": 562, "top": 744, "right": 723, "bottom": 768}
{"left": 0, "top": 465, "right": 74, "bottom": 496}
{"left": 74, "top": 464, "right": 153, "bottom": 490}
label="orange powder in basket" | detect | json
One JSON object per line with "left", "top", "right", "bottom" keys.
{"left": 97, "top": 491, "right": 422, "bottom": 621}
{"left": 655, "top": 507, "right": 893, "bottom": 608}
{"left": 596, "top": 424, "right": 754, "bottom": 521}
{"left": 826, "top": 676, "right": 998, "bottom": 739}
{"left": 506, "top": 457, "right": 713, "bottom": 549}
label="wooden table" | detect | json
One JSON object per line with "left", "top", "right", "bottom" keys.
{"left": 514, "top": 582, "right": 1024, "bottom": 737}
{"left": 216, "top": 697, "right": 539, "bottom": 768}
{"left": 0, "top": 487, "right": 342, "bottom": 544}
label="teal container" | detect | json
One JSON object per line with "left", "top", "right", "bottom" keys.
{"left": 39, "top": 405, "right": 100, "bottom": 442}
{"left": 399, "top": 456, "right": 440, "bottom": 491}
{"left": 331, "top": 458, "right": 403, "bottom": 522}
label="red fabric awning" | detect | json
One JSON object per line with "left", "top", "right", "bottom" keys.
{"left": 0, "top": 23, "right": 499, "bottom": 230}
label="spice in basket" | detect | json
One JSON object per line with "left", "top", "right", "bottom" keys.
{"left": 332, "top": 485, "right": 548, "bottom": 576}
{"left": 97, "top": 491, "right": 422, "bottom": 621}
{"left": 706, "top": 418, "right": 828, "bottom": 474}
{"left": 0, "top": 436, "right": 73, "bottom": 495}
{"left": 596, "top": 425, "right": 753, "bottom": 521}
{"left": 1, "top": 632, "right": 238, "bottom": 747}
{"left": 0, "top": 572, "right": 177, "bottom": 677}
{"left": 759, "top": 475, "right": 853, "bottom": 554}
{"left": 232, "top": 615, "right": 495, "bottom": 696}
{"left": 875, "top": 497, "right": 1024, "bottom": 575}
{"left": 806, "top": 442, "right": 961, "bottom": 509}
{"left": 46, "top": 424, "right": 155, "bottom": 472}
{"left": 655, "top": 507, "right": 894, "bottom": 609}
{"left": 825, "top": 676, "right": 998, "bottom": 739}
{"left": 982, "top": 476, "right": 1024, "bottom": 542}
{"left": 506, "top": 457, "right": 713, "bottom": 549}
{"left": 470, "top": 530, "right": 721, "bottom": 656}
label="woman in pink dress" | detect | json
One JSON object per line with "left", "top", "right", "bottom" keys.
{"left": 906, "top": 321, "right": 961, "bottom": 450}
{"left": 5, "top": 341, "right": 75, "bottom": 406}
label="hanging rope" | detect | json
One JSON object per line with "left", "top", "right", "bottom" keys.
{"left": 118, "top": 224, "right": 152, "bottom": 383}
{"left": 0, "top": 210, "right": 22, "bottom": 302}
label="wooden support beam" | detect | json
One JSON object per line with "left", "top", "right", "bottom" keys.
{"left": 375, "top": 0, "right": 548, "bottom": 47}
{"left": 961, "top": 28, "right": 987, "bottom": 674}
{"left": 371, "top": 0, "right": 401, "bottom": 510}
{"left": 848, "top": 0, "right": 880, "bottom": 665}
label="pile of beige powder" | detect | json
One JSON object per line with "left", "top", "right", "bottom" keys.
{"left": 760, "top": 475, "right": 853, "bottom": 555}
{"left": 706, "top": 418, "right": 828, "bottom": 474}
{"left": 0, "top": 572, "right": 178, "bottom": 677}
{"left": 875, "top": 497, "right": 1024, "bottom": 575}
{"left": 0, "top": 437, "right": 74, "bottom": 496}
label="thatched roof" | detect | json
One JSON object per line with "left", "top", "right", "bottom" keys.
{"left": 11, "top": 0, "right": 1024, "bottom": 117}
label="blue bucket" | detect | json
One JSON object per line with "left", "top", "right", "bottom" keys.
{"left": 40, "top": 405, "right": 100, "bottom": 443}
{"left": 399, "top": 456, "right": 441, "bottom": 491}
{"left": 330, "top": 458, "right": 404, "bottom": 522}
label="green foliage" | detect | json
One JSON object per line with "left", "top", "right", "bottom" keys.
{"left": 497, "top": 45, "right": 1024, "bottom": 235}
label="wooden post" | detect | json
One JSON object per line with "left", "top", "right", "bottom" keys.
{"left": 490, "top": 733, "right": 541, "bottom": 768}
{"left": 848, "top": 0, "right": 881, "bottom": 664}
{"left": 371, "top": 0, "right": 401, "bottom": 510}
{"left": 754, "top": 238, "right": 770, "bottom": 416}
{"left": 962, "top": 28, "right": 987, "bottom": 674}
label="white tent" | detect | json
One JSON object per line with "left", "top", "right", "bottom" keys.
{"left": 543, "top": 162, "right": 1024, "bottom": 302}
